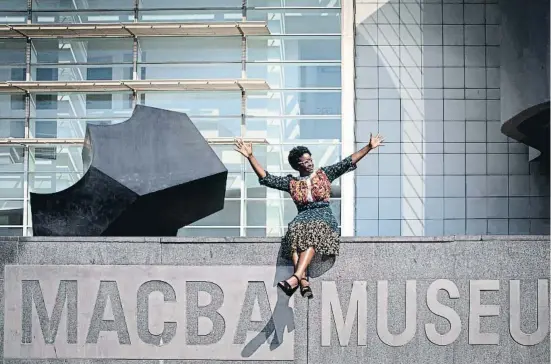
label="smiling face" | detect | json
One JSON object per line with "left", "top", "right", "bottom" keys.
{"left": 297, "top": 153, "right": 314, "bottom": 174}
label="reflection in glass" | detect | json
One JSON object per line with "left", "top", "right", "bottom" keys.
{"left": 138, "top": 91, "right": 242, "bottom": 117}
{"left": 246, "top": 91, "right": 341, "bottom": 116}
{"left": 247, "top": 63, "right": 341, "bottom": 89}
{"left": 0, "top": 173, "right": 24, "bottom": 199}
{"left": 30, "top": 93, "right": 134, "bottom": 119}
{"left": 248, "top": 9, "right": 341, "bottom": 34}
{"left": 32, "top": 11, "right": 134, "bottom": 23}
{"left": 189, "top": 200, "right": 240, "bottom": 227}
{"left": 139, "top": 9, "right": 241, "bottom": 23}
{"left": 247, "top": 36, "right": 341, "bottom": 62}
{"left": 0, "top": 200, "right": 23, "bottom": 227}
{"left": 245, "top": 118, "right": 341, "bottom": 142}
{"left": 30, "top": 146, "right": 84, "bottom": 173}
{"left": 139, "top": 37, "right": 241, "bottom": 63}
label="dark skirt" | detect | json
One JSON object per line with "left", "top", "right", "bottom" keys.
{"left": 281, "top": 203, "right": 341, "bottom": 259}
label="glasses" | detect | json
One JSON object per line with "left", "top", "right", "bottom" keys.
{"left": 298, "top": 159, "right": 313, "bottom": 166}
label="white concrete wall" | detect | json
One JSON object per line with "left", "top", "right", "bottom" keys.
{"left": 354, "top": 0, "right": 550, "bottom": 236}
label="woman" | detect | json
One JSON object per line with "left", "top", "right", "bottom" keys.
{"left": 234, "top": 134, "right": 384, "bottom": 299}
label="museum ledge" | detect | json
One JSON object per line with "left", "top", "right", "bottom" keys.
{"left": 1, "top": 235, "right": 548, "bottom": 244}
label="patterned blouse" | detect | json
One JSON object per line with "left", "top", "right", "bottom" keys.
{"left": 259, "top": 155, "right": 357, "bottom": 212}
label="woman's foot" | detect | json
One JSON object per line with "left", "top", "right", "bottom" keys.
{"left": 277, "top": 274, "right": 300, "bottom": 296}
{"left": 300, "top": 278, "right": 313, "bottom": 299}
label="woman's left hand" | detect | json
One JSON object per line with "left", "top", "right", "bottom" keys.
{"left": 368, "top": 133, "right": 385, "bottom": 149}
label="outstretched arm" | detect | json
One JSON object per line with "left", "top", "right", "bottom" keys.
{"left": 321, "top": 133, "right": 384, "bottom": 182}
{"left": 351, "top": 133, "right": 384, "bottom": 165}
{"left": 234, "top": 139, "right": 291, "bottom": 192}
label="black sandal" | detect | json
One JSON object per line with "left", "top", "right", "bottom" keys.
{"left": 300, "top": 278, "right": 313, "bottom": 299}
{"left": 277, "top": 274, "right": 300, "bottom": 297}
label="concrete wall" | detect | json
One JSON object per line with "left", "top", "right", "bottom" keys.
{"left": 0, "top": 236, "right": 549, "bottom": 363}
{"left": 354, "top": 0, "right": 550, "bottom": 236}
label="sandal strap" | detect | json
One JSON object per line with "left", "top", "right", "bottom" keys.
{"left": 300, "top": 277, "right": 309, "bottom": 281}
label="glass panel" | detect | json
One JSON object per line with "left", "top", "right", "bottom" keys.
{"left": 139, "top": 37, "right": 242, "bottom": 63}
{"left": 189, "top": 200, "right": 240, "bottom": 227}
{"left": 0, "top": 13, "right": 27, "bottom": 23}
{"left": 246, "top": 91, "right": 341, "bottom": 116}
{"left": 0, "top": 173, "right": 24, "bottom": 199}
{"left": 247, "top": 9, "right": 341, "bottom": 35}
{"left": 0, "top": 95, "right": 25, "bottom": 119}
{"left": 247, "top": 0, "right": 340, "bottom": 7}
{"left": 225, "top": 173, "right": 241, "bottom": 198}
{"left": 211, "top": 145, "right": 242, "bottom": 173}
{"left": 29, "top": 65, "right": 133, "bottom": 81}
{"left": 139, "top": 63, "right": 241, "bottom": 80}
{"left": 245, "top": 143, "right": 342, "bottom": 173}
{"left": 0, "top": 40, "right": 26, "bottom": 81}
{"left": 32, "top": 38, "right": 133, "bottom": 65}
{"left": 30, "top": 93, "right": 134, "bottom": 119}
{"left": 247, "top": 36, "right": 341, "bottom": 62}
{"left": 29, "top": 116, "right": 241, "bottom": 139}
{"left": 247, "top": 63, "right": 341, "bottom": 88}
{"left": 138, "top": 9, "right": 241, "bottom": 22}
{"left": 0, "top": 40, "right": 26, "bottom": 64}
{"left": 0, "top": 227, "right": 23, "bottom": 236}
{"left": 29, "top": 172, "right": 84, "bottom": 193}
{"left": 177, "top": 227, "right": 240, "bottom": 237}
{"left": 0, "top": 119, "right": 24, "bottom": 138}
{"left": 245, "top": 118, "right": 341, "bottom": 142}
{"left": 33, "top": 0, "right": 134, "bottom": 10}
{"left": 138, "top": 92, "right": 242, "bottom": 117}
{"left": 246, "top": 227, "right": 287, "bottom": 237}
{"left": 0, "top": 147, "right": 25, "bottom": 173}
{"left": 0, "top": 0, "right": 27, "bottom": 10}
{"left": 32, "top": 11, "right": 134, "bottom": 23}
{"left": 0, "top": 200, "right": 23, "bottom": 227}
{"left": 29, "top": 146, "right": 84, "bottom": 173}
{"left": 139, "top": 0, "right": 242, "bottom": 9}
{"left": 245, "top": 199, "right": 341, "bottom": 226}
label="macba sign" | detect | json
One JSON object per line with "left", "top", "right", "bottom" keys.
{"left": 3, "top": 265, "right": 549, "bottom": 361}
{"left": 4, "top": 265, "right": 294, "bottom": 361}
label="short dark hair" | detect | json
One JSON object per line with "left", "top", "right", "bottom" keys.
{"left": 288, "top": 146, "right": 311, "bottom": 170}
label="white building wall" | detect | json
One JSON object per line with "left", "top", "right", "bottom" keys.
{"left": 353, "top": 0, "right": 550, "bottom": 236}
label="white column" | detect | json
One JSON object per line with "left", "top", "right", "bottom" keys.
{"left": 340, "top": 0, "right": 356, "bottom": 236}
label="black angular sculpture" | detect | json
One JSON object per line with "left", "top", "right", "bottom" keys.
{"left": 30, "top": 105, "right": 228, "bottom": 236}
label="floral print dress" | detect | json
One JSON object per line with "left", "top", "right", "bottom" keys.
{"left": 258, "top": 155, "right": 357, "bottom": 259}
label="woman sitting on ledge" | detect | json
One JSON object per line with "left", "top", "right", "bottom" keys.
{"left": 234, "top": 134, "right": 384, "bottom": 299}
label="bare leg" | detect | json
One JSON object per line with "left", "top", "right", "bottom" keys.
{"left": 284, "top": 247, "right": 315, "bottom": 288}
{"left": 291, "top": 251, "right": 310, "bottom": 289}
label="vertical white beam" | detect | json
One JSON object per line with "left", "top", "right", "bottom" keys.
{"left": 340, "top": 0, "right": 356, "bottom": 236}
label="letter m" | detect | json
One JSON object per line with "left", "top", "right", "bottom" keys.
{"left": 321, "top": 281, "right": 367, "bottom": 347}
{"left": 22, "top": 280, "right": 77, "bottom": 344}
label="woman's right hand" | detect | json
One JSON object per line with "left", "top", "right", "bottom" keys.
{"left": 234, "top": 138, "right": 253, "bottom": 158}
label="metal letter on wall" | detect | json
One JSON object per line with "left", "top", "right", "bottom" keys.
{"left": 425, "top": 279, "right": 462, "bottom": 346}
{"left": 4, "top": 265, "right": 293, "bottom": 361}
{"left": 510, "top": 279, "right": 550, "bottom": 346}
{"left": 469, "top": 280, "right": 500, "bottom": 345}
{"left": 377, "top": 280, "right": 417, "bottom": 347}
{"left": 321, "top": 281, "right": 367, "bottom": 347}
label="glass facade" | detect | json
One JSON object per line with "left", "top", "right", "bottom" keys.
{"left": 0, "top": 0, "right": 343, "bottom": 236}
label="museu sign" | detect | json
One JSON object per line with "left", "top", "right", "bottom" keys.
{"left": 3, "top": 265, "right": 549, "bottom": 361}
